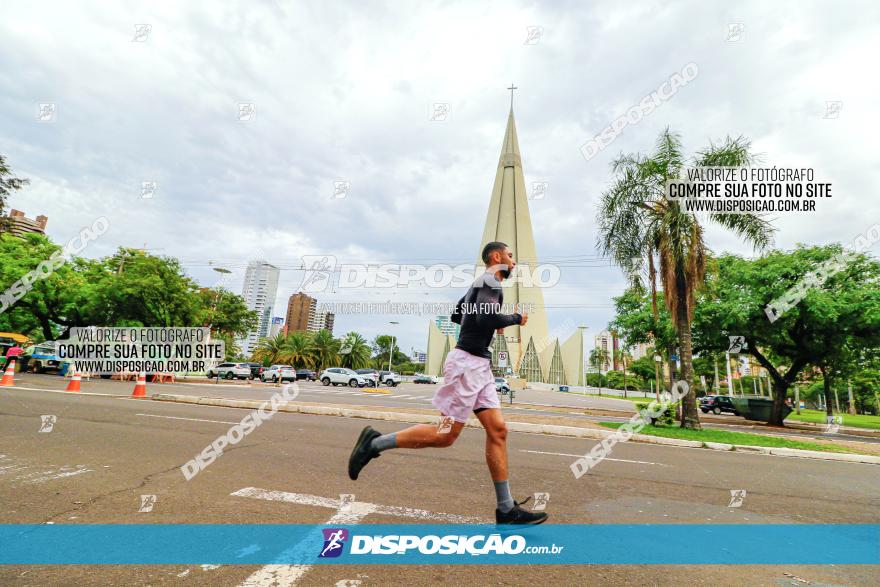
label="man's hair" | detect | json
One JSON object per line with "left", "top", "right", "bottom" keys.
{"left": 481, "top": 241, "right": 509, "bottom": 264}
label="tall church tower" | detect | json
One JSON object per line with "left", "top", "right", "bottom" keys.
{"left": 425, "top": 102, "right": 572, "bottom": 384}
{"left": 478, "top": 107, "right": 550, "bottom": 382}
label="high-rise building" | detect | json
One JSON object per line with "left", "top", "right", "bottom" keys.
{"left": 4, "top": 209, "right": 48, "bottom": 236}
{"left": 285, "top": 292, "right": 316, "bottom": 333}
{"left": 629, "top": 341, "right": 652, "bottom": 361}
{"left": 434, "top": 315, "right": 460, "bottom": 339}
{"left": 239, "top": 260, "right": 280, "bottom": 355}
{"left": 308, "top": 310, "right": 334, "bottom": 334}
{"left": 593, "top": 330, "right": 617, "bottom": 373}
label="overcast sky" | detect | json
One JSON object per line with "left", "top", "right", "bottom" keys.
{"left": 3, "top": 0, "right": 878, "bottom": 354}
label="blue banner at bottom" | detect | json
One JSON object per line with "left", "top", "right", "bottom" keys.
{"left": 0, "top": 524, "right": 877, "bottom": 565}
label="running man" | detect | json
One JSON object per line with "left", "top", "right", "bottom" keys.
{"left": 348, "top": 242, "right": 548, "bottom": 525}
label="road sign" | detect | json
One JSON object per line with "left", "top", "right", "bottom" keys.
{"left": 498, "top": 351, "right": 508, "bottom": 368}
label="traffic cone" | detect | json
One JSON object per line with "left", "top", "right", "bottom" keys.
{"left": 131, "top": 371, "right": 147, "bottom": 398}
{"left": 0, "top": 360, "right": 15, "bottom": 387}
{"left": 65, "top": 372, "right": 82, "bottom": 392}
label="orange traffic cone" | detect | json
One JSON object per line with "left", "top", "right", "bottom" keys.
{"left": 0, "top": 360, "right": 16, "bottom": 387}
{"left": 131, "top": 371, "right": 147, "bottom": 398}
{"left": 66, "top": 372, "right": 82, "bottom": 392}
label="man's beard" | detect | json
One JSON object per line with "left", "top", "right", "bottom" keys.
{"left": 499, "top": 266, "right": 511, "bottom": 279}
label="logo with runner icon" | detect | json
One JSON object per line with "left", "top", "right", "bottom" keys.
{"left": 319, "top": 528, "right": 349, "bottom": 558}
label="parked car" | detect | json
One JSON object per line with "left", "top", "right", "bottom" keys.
{"left": 261, "top": 365, "right": 296, "bottom": 383}
{"left": 25, "top": 342, "right": 62, "bottom": 374}
{"left": 378, "top": 370, "right": 402, "bottom": 386}
{"left": 355, "top": 368, "right": 380, "bottom": 386}
{"left": 700, "top": 395, "right": 740, "bottom": 415}
{"left": 320, "top": 368, "right": 368, "bottom": 387}
{"left": 243, "top": 362, "right": 265, "bottom": 380}
{"left": 413, "top": 373, "right": 438, "bottom": 384}
{"left": 206, "top": 362, "right": 251, "bottom": 380}
{"left": 495, "top": 376, "right": 510, "bottom": 394}
{"left": 296, "top": 369, "right": 317, "bottom": 381}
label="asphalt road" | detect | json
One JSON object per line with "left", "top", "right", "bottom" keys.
{"left": 12, "top": 373, "right": 879, "bottom": 445}
{"left": 1, "top": 385, "right": 878, "bottom": 586}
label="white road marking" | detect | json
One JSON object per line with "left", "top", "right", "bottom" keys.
{"left": 520, "top": 449, "right": 669, "bottom": 467}
{"left": 136, "top": 413, "right": 238, "bottom": 425}
{"left": 231, "top": 487, "right": 478, "bottom": 586}
{"left": 22, "top": 465, "right": 93, "bottom": 483}
{"left": 0, "top": 456, "right": 93, "bottom": 483}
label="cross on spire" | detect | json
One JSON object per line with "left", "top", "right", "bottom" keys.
{"left": 507, "top": 83, "right": 518, "bottom": 110}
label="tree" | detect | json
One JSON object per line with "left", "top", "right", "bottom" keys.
{"left": 597, "top": 129, "right": 775, "bottom": 429}
{"left": 692, "top": 246, "right": 880, "bottom": 425}
{"left": 0, "top": 236, "right": 257, "bottom": 342}
{"left": 197, "top": 288, "right": 257, "bottom": 338}
{"left": 310, "top": 329, "right": 340, "bottom": 371}
{"left": 371, "top": 334, "right": 408, "bottom": 368}
{"left": 284, "top": 331, "right": 315, "bottom": 369}
{"left": 589, "top": 347, "right": 608, "bottom": 370}
{"left": 0, "top": 155, "right": 29, "bottom": 232}
{"left": 252, "top": 333, "right": 290, "bottom": 365}
{"left": 609, "top": 288, "right": 678, "bottom": 393}
{"left": 339, "top": 332, "right": 372, "bottom": 369}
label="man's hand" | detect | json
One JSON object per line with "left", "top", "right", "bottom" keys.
{"left": 520, "top": 311, "right": 528, "bottom": 326}
{"left": 496, "top": 328, "right": 505, "bottom": 335}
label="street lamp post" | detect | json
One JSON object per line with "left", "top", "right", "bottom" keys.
{"left": 387, "top": 321, "right": 399, "bottom": 373}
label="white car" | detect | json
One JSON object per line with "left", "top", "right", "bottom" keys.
{"left": 261, "top": 364, "right": 296, "bottom": 383}
{"left": 378, "top": 370, "right": 402, "bottom": 386}
{"left": 207, "top": 362, "right": 251, "bottom": 380}
{"left": 320, "top": 367, "right": 368, "bottom": 387}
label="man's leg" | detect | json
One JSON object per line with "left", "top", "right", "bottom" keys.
{"left": 474, "top": 408, "right": 513, "bottom": 512}
{"left": 475, "top": 407, "right": 548, "bottom": 524}
{"left": 392, "top": 418, "right": 465, "bottom": 449}
{"left": 348, "top": 416, "right": 465, "bottom": 480}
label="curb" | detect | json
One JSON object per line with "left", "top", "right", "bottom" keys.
{"left": 149, "top": 393, "right": 880, "bottom": 466}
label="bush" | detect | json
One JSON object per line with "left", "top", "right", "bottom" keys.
{"left": 635, "top": 401, "right": 679, "bottom": 426}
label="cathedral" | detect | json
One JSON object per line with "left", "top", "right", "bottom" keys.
{"left": 424, "top": 105, "right": 585, "bottom": 387}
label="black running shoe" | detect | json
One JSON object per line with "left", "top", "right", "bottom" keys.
{"left": 348, "top": 426, "right": 381, "bottom": 480}
{"left": 495, "top": 497, "right": 549, "bottom": 525}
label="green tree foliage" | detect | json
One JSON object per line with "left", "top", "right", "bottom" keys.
{"left": 0, "top": 155, "right": 29, "bottom": 231}
{"left": 339, "top": 331, "right": 372, "bottom": 369}
{"left": 0, "top": 236, "right": 256, "bottom": 342}
{"left": 691, "top": 246, "right": 880, "bottom": 424}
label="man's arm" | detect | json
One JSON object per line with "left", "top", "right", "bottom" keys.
{"left": 450, "top": 293, "right": 466, "bottom": 324}
{"left": 473, "top": 286, "right": 522, "bottom": 330}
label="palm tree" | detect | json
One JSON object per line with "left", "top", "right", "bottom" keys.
{"left": 339, "top": 332, "right": 372, "bottom": 369}
{"left": 252, "top": 333, "right": 288, "bottom": 365}
{"left": 615, "top": 347, "right": 633, "bottom": 398}
{"left": 283, "top": 330, "right": 315, "bottom": 369}
{"left": 310, "top": 329, "right": 340, "bottom": 372}
{"left": 597, "top": 128, "right": 775, "bottom": 429}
